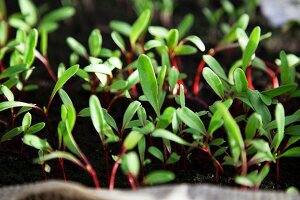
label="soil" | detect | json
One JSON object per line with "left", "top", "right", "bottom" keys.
{"left": 1, "top": 0, "right": 300, "bottom": 191}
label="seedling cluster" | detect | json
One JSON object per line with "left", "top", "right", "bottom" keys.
{"left": 0, "top": 0, "right": 300, "bottom": 191}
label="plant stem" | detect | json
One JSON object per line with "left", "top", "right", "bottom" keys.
{"left": 276, "top": 159, "right": 280, "bottom": 183}
{"left": 127, "top": 173, "right": 137, "bottom": 190}
{"left": 58, "top": 158, "right": 67, "bottom": 181}
{"left": 109, "top": 148, "right": 126, "bottom": 190}
{"left": 246, "top": 67, "right": 255, "bottom": 90}
{"left": 81, "top": 155, "right": 100, "bottom": 189}
{"left": 35, "top": 51, "right": 57, "bottom": 82}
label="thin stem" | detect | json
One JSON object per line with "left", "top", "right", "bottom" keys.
{"left": 246, "top": 67, "right": 255, "bottom": 90}
{"left": 58, "top": 158, "right": 67, "bottom": 181}
{"left": 276, "top": 158, "right": 280, "bottom": 183}
{"left": 109, "top": 148, "right": 126, "bottom": 190}
{"left": 35, "top": 51, "right": 57, "bottom": 82}
{"left": 127, "top": 173, "right": 137, "bottom": 190}
{"left": 81, "top": 155, "right": 100, "bottom": 189}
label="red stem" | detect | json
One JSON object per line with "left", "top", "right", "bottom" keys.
{"left": 58, "top": 158, "right": 67, "bottom": 181}
{"left": 109, "top": 148, "right": 126, "bottom": 190}
{"left": 246, "top": 67, "right": 255, "bottom": 90}
{"left": 127, "top": 173, "right": 137, "bottom": 190}
{"left": 193, "top": 49, "right": 215, "bottom": 95}
{"left": 35, "top": 52, "right": 57, "bottom": 82}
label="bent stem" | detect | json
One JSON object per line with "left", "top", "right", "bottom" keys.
{"left": 81, "top": 155, "right": 100, "bottom": 189}
{"left": 109, "top": 147, "right": 126, "bottom": 190}
{"left": 35, "top": 51, "right": 57, "bottom": 82}
{"left": 127, "top": 173, "right": 137, "bottom": 190}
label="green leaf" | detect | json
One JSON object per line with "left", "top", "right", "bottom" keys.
{"left": 183, "top": 35, "right": 205, "bottom": 52}
{"left": 67, "top": 37, "right": 87, "bottom": 57}
{"left": 122, "top": 101, "right": 141, "bottom": 130}
{"left": 123, "top": 152, "right": 140, "bottom": 176}
{"left": 23, "top": 134, "right": 52, "bottom": 151}
{"left": 173, "top": 45, "right": 197, "bottom": 56}
{"left": 0, "top": 101, "right": 36, "bottom": 112}
{"left": 137, "top": 54, "right": 160, "bottom": 116}
{"left": 261, "top": 84, "right": 297, "bottom": 98}
{"left": 167, "top": 29, "right": 179, "bottom": 50}
{"left": 89, "top": 95, "right": 105, "bottom": 138}
{"left": 245, "top": 113, "right": 262, "bottom": 140}
{"left": 177, "top": 14, "right": 194, "bottom": 39}
{"left": 109, "top": 20, "right": 131, "bottom": 36}
{"left": 221, "top": 14, "right": 249, "bottom": 45}
{"left": 41, "top": 7, "right": 75, "bottom": 23}
{"left": 177, "top": 107, "right": 206, "bottom": 135}
{"left": 152, "top": 129, "right": 191, "bottom": 146}
{"left": 166, "top": 152, "right": 180, "bottom": 165}
{"left": 235, "top": 176, "right": 254, "bottom": 187}
{"left": 49, "top": 65, "right": 79, "bottom": 102}
{"left": 272, "top": 103, "right": 285, "bottom": 151}
{"left": 123, "top": 131, "right": 143, "bottom": 150}
{"left": 40, "top": 30, "right": 48, "bottom": 56}
{"left": 157, "top": 107, "right": 176, "bottom": 129}
{"left": 0, "top": 0, "right": 6, "bottom": 20}
{"left": 35, "top": 151, "right": 84, "bottom": 167}
{"left": 233, "top": 68, "right": 248, "bottom": 93}
{"left": 22, "top": 112, "right": 32, "bottom": 132}
{"left": 148, "top": 26, "right": 168, "bottom": 38}
{"left": 279, "top": 51, "right": 290, "bottom": 85}
{"left": 144, "top": 170, "right": 175, "bottom": 185}
{"left": 144, "top": 40, "right": 164, "bottom": 51}
{"left": 179, "top": 85, "right": 185, "bottom": 108}
{"left": 0, "top": 21, "right": 8, "bottom": 46}
{"left": 203, "top": 67, "right": 224, "bottom": 99}
{"left": 84, "top": 64, "right": 112, "bottom": 76}
{"left": 88, "top": 29, "right": 102, "bottom": 57}
{"left": 1, "top": 127, "right": 23, "bottom": 142}
{"left": 26, "top": 122, "right": 45, "bottom": 135}
{"left": 130, "top": 9, "right": 151, "bottom": 45}
{"left": 24, "top": 28, "right": 38, "bottom": 67}
{"left": 0, "top": 64, "right": 27, "bottom": 79}
{"left": 242, "top": 26, "right": 260, "bottom": 69}
{"left": 1, "top": 85, "right": 14, "bottom": 101}
{"left": 203, "top": 55, "right": 228, "bottom": 82}
{"left": 157, "top": 65, "right": 167, "bottom": 92}
{"left": 280, "top": 147, "right": 300, "bottom": 158}
{"left": 111, "top": 31, "right": 125, "bottom": 51}
{"left": 148, "top": 146, "right": 164, "bottom": 162}
{"left": 18, "top": 0, "right": 37, "bottom": 26}
{"left": 216, "top": 102, "right": 244, "bottom": 163}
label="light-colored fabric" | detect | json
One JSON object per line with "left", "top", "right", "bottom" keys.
{"left": 0, "top": 180, "right": 299, "bottom": 200}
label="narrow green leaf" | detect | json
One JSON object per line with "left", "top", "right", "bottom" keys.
{"left": 122, "top": 101, "right": 141, "bottom": 130}
{"left": 0, "top": 64, "right": 27, "bottom": 79}
{"left": 273, "top": 103, "right": 285, "bottom": 151}
{"left": 0, "top": 101, "right": 36, "bottom": 112}
{"left": 280, "top": 147, "right": 300, "bottom": 158}
{"left": 233, "top": 68, "right": 248, "bottom": 93}
{"left": 152, "top": 129, "right": 191, "bottom": 146}
{"left": 183, "top": 35, "right": 205, "bottom": 52}
{"left": 216, "top": 102, "right": 244, "bottom": 163}
{"left": 84, "top": 64, "right": 112, "bottom": 76}
{"left": 111, "top": 31, "right": 125, "bottom": 51}
{"left": 88, "top": 29, "right": 102, "bottom": 57}
{"left": 41, "top": 7, "right": 75, "bottom": 23}
{"left": 1, "top": 127, "right": 23, "bottom": 142}
{"left": 137, "top": 54, "right": 160, "bottom": 116}
{"left": 179, "top": 85, "right": 185, "bottom": 108}
{"left": 177, "top": 107, "right": 206, "bottom": 135}
{"left": 144, "top": 170, "right": 175, "bottom": 185}
{"left": 34, "top": 151, "right": 84, "bottom": 167}
{"left": 148, "top": 146, "right": 164, "bottom": 162}
{"left": 26, "top": 122, "right": 45, "bottom": 135}
{"left": 89, "top": 95, "right": 105, "bottom": 136}
{"left": 203, "top": 67, "right": 224, "bottom": 99}
{"left": 148, "top": 26, "right": 168, "bottom": 38}
{"left": 1, "top": 85, "right": 14, "bottom": 101}
{"left": 40, "top": 30, "right": 48, "bottom": 56}
{"left": 203, "top": 55, "right": 228, "bottom": 82}
{"left": 177, "top": 14, "right": 194, "bottom": 39}
{"left": 109, "top": 20, "right": 131, "bottom": 36}
{"left": 157, "top": 65, "right": 166, "bottom": 92}
{"left": 167, "top": 29, "right": 179, "bottom": 50}
{"left": 173, "top": 45, "right": 197, "bottom": 56}
{"left": 279, "top": 51, "right": 290, "bottom": 85}
{"left": 50, "top": 65, "right": 79, "bottom": 102}
{"left": 23, "top": 134, "right": 52, "bottom": 151}
{"left": 144, "top": 40, "right": 164, "bottom": 51}
{"left": 130, "top": 9, "right": 151, "bottom": 45}
{"left": 245, "top": 113, "right": 262, "bottom": 140}
{"left": 0, "top": 0, "right": 6, "bottom": 20}
{"left": 166, "top": 152, "right": 180, "bottom": 164}
{"left": 0, "top": 21, "right": 8, "bottom": 46}
{"left": 18, "top": 0, "right": 37, "bottom": 26}
{"left": 242, "top": 26, "right": 261, "bottom": 69}
{"left": 123, "top": 131, "right": 143, "bottom": 150}
{"left": 22, "top": 112, "right": 32, "bottom": 132}
{"left": 67, "top": 37, "right": 87, "bottom": 57}
{"left": 261, "top": 84, "right": 297, "bottom": 98}
{"left": 24, "top": 28, "right": 38, "bottom": 67}
{"left": 221, "top": 14, "right": 249, "bottom": 45}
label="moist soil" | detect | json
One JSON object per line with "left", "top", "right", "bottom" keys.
{"left": 1, "top": 0, "right": 300, "bottom": 191}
